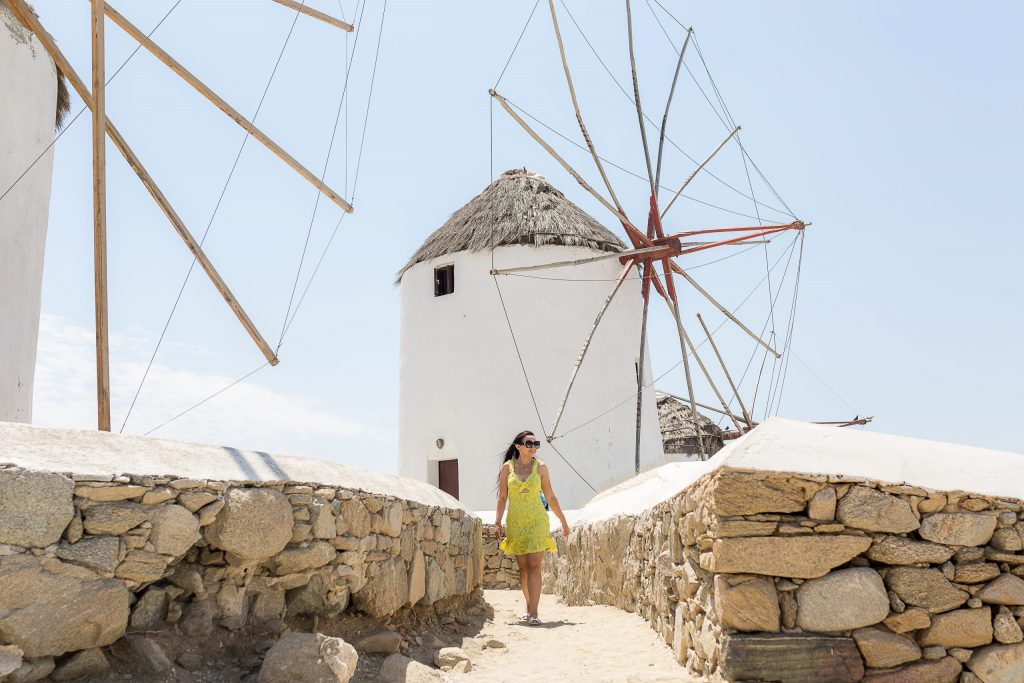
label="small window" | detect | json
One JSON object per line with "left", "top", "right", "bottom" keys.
{"left": 434, "top": 265, "right": 454, "bottom": 296}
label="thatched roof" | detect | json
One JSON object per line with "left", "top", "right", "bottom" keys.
{"left": 396, "top": 168, "right": 625, "bottom": 282}
{"left": 656, "top": 391, "right": 723, "bottom": 450}
{"left": 3, "top": 1, "right": 71, "bottom": 129}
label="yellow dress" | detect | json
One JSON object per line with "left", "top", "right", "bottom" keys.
{"left": 499, "top": 458, "right": 557, "bottom": 556}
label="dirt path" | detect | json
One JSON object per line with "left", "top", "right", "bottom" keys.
{"left": 456, "top": 590, "right": 692, "bottom": 683}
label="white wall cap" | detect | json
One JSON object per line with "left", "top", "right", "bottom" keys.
{"left": 0, "top": 421, "right": 467, "bottom": 511}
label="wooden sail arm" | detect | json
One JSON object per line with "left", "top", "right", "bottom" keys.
{"left": 674, "top": 224, "right": 804, "bottom": 258}
{"left": 103, "top": 2, "right": 353, "bottom": 213}
{"left": 667, "top": 221, "right": 805, "bottom": 240}
{"left": 270, "top": 0, "right": 353, "bottom": 32}
{"left": 661, "top": 125, "right": 741, "bottom": 220}
{"left": 7, "top": 0, "right": 280, "bottom": 367}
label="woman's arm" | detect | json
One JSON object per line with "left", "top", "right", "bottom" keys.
{"left": 494, "top": 462, "right": 510, "bottom": 539}
{"left": 539, "top": 463, "right": 570, "bottom": 537}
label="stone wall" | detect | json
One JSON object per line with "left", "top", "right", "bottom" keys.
{"left": 554, "top": 467, "right": 1024, "bottom": 682}
{"left": 480, "top": 522, "right": 561, "bottom": 593}
{"left": 0, "top": 464, "right": 482, "bottom": 681}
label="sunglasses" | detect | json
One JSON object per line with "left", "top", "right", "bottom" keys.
{"left": 520, "top": 441, "right": 542, "bottom": 449}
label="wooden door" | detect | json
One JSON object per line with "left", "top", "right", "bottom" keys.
{"left": 438, "top": 459, "right": 459, "bottom": 500}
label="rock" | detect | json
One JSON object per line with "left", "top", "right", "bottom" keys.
{"left": 259, "top": 632, "right": 358, "bottom": 683}
{"left": 867, "top": 536, "right": 955, "bottom": 565}
{"left": 115, "top": 550, "right": 168, "bottom": 582}
{"left": 356, "top": 630, "right": 403, "bottom": 654}
{"left": 808, "top": 488, "right": 838, "bottom": 521}
{"left": 217, "top": 583, "right": 251, "bottom": 630}
{"left": 706, "top": 473, "right": 807, "bottom": 516}
{"left": 121, "top": 635, "right": 172, "bottom": 674}
{"left": 197, "top": 499, "right": 225, "bottom": 526}
{"left": 141, "top": 487, "right": 176, "bottom": 505}
{"left": 709, "top": 519, "right": 778, "bottom": 537}
{"left": 168, "top": 564, "right": 206, "bottom": 598}
{"left": 204, "top": 488, "right": 293, "bottom": 563}
{"left": 863, "top": 656, "right": 961, "bottom": 682}
{"left": 886, "top": 567, "right": 969, "bottom": 612}
{"left": 337, "top": 498, "right": 371, "bottom": 537}
{"left": 702, "top": 535, "right": 872, "bottom": 579}
{"left": 836, "top": 486, "right": 919, "bottom": 533}
{"left": 797, "top": 568, "right": 889, "bottom": 631}
{"left": 450, "top": 660, "right": 471, "bottom": 674}
{"left": 919, "top": 513, "right": 998, "bottom": 547}
{"left": 252, "top": 588, "right": 286, "bottom": 622}
{"left": 885, "top": 607, "right": 932, "bottom": 633}
{"left": 995, "top": 606, "right": 1024, "bottom": 644}
{"left": 991, "top": 528, "right": 1024, "bottom": 552}
{"left": 7, "top": 656, "right": 55, "bottom": 682}
{"left": 853, "top": 627, "right": 921, "bottom": 668}
{"left": 177, "top": 491, "right": 218, "bottom": 512}
{"left": 920, "top": 608, "right": 993, "bottom": 648}
{"left": 720, "top": 633, "right": 864, "bottom": 683}
{"left": 434, "top": 647, "right": 470, "bottom": 669}
{"left": 51, "top": 648, "right": 108, "bottom": 681}
{"left": 177, "top": 598, "right": 216, "bottom": 637}
{"left": 0, "top": 555, "right": 129, "bottom": 657}
{"left": 0, "top": 469, "right": 74, "bottom": 548}
{"left": 923, "top": 645, "right": 947, "bottom": 660}
{"left": 82, "top": 502, "right": 147, "bottom": 535}
{"left": 74, "top": 484, "right": 146, "bottom": 501}
{"left": 967, "top": 643, "right": 1024, "bottom": 682}
{"left": 408, "top": 549, "right": 426, "bottom": 606}
{"left": 715, "top": 576, "right": 780, "bottom": 632}
{"left": 379, "top": 653, "right": 443, "bottom": 683}
{"left": 0, "top": 645, "right": 22, "bottom": 677}
{"left": 957, "top": 564, "right": 1003, "bottom": 584}
{"left": 484, "top": 639, "right": 506, "bottom": 649}
{"left": 977, "top": 574, "right": 1024, "bottom": 605}
{"left": 269, "top": 541, "right": 336, "bottom": 575}
{"left": 353, "top": 557, "right": 408, "bottom": 617}
{"left": 424, "top": 556, "right": 447, "bottom": 603}
{"left": 380, "top": 502, "right": 404, "bottom": 538}
{"left": 148, "top": 504, "right": 200, "bottom": 557}
{"left": 311, "top": 502, "right": 336, "bottom": 539}
{"left": 130, "top": 587, "right": 168, "bottom": 631}
{"left": 55, "top": 536, "right": 120, "bottom": 574}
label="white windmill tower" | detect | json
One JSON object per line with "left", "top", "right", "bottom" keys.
{"left": 0, "top": 2, "right": 69, "bottom": 423}
{"left": 397, "top": 168, "right": 666, "bottom": 511}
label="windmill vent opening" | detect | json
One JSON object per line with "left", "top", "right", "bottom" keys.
{"left": 434, "top": 264, "right": 454, "bottom": 296}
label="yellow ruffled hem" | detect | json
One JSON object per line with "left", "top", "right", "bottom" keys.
{"left": 499, "top": 536, "right": 558, "bottom": 556}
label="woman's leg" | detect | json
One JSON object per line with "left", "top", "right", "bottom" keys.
{"left": 525, "top": 552, "right": 544, "bottom": 617}
{"left": 515, "top": 554, "right": 530, "bottom": 615}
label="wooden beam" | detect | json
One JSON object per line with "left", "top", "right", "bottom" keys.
{"left": 271, "top": 0, "right": 353, "bottom": 32}
{"left": 6, "top": 0, "right": 280, "bottom": 367}
{"left": 92, "top": 0, "right": 111, "bottom": 431}
{"left": 697, "top": 312, "right": 753, "bottom": 429}
{"left": 489, "top": 246, "right": 663, "bottom": 276}
{"left": 104, "top": 2, "right": 353, "bottom": 213}
{"left": 661, "top": 125, "right": 741, "bottom": 220}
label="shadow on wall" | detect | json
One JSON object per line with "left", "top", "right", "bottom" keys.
{"left": 222, "top": 446, "right": 289, "bottom": 481}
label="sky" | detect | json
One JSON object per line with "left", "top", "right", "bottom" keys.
{"left": 20, "top": 0, "right": 1024, "bottom": 473}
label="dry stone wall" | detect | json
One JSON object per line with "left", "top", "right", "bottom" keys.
{"left": 0, "top": 464, "right": 482, "bottom": 681}
{"left": 480, "top": 523, "right": 561, "bottom": 592}
{"left": 553, "top": 467, "right": 1024, "bottom": 682}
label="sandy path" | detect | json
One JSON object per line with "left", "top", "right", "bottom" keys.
{"left": 458, "top": 590, "right": 693, "bottom": 683}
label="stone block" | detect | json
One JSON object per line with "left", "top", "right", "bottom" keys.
{"left": 259, "top": 632, "right": 357, "bottom": 683}
{"left": 836, "top": 486, "right": 919, "bottom": 533}
{"left": 269, "top": 541, "right": 336, "bottom": 575}
{"left": 797, "top": 568, "right": 889, "bottom": 632}
{"left": 55, "top": 536, "right": 119, "bottom": 574}
{"left": 702, "top": 535, "right": 871, "bottom": 579}
{"left": 863, "top": 656, "right": 961, "bottom": 682}
{"left": 808, "top": 487, "right": 838, "bottom": 521}
{"left": 853, "top": 627, "right": 921, "bottom": 668}
{"left": 977, "top": 574, "right": 1024, "bottom": 605}
{"left": 884, "top": 607, "right": 932, "bottom": 633}
{"left": 867, "top": 536, "right": 955, "bottom": 565}
{"left": 919, "top": 513, "right": 998, "bottom": 546}
{"left": 885, "top": 567, "right": 969, "bottom": 612}
{"left": 706, "top": 473, "right": 807, "bottom": 516}
{"left": 714, "top": 575, "right": 780, "bottom": 632}
{"left": 148, "top": 504, "right": 200, "bottom": 557}
{"left": 0, "top": 470, "right": 74, "bottom": 548}
{"left": 353, "top": 557, "right": 408, "bottom": 617}
{"left": 920, "top": 608, "right": 993, "bottom": 648}
{"left": 82, "top": 502, "right": 147, "bottom": 535}
{"left": 967, "top": 642, "right": 1024, "bottom": 682}
{"left": 720, "top": 633, "right": 864, "bottom": 683}
{"left": 73, "top": 484, "right": 146, "bottom": 501}
{"left": 204, "top": 488, "right": 292, "bottom": 563}
{"left": 50, "top": 648, "right": 108, "bottom": 681}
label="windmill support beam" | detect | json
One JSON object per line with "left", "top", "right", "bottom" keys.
{"left": 270, "top": 0, "right": 353, "bottom": 32}
{"left": 7, "top": 0, "right": 280, "bottom": 367}
{"left": 103, "top": 2, "right": 353, "bottom": 213}
{"left": 91, "top": 0, "right": 111, "bottom": 431}
{"left": 697, "top": 312, "right": 753, "bottom": 429}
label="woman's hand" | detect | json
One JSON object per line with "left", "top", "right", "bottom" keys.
{"left": 560, "top": 521, "right": 570, "bottom": 537}
{"left": 494, "top": 524, "right": 504, "bottom": 540}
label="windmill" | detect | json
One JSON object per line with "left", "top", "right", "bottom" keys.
{"left": 488, "top": 0, "right": 830, "bottom": 468}
{"left": 3, "top": 0, "right": 371, "bottom": 432}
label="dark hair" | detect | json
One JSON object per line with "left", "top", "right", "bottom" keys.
{"left": 497, "top": 430, "right": 535, "bottom": 485}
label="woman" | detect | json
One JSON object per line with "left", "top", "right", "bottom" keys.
{"left": 494, "top": 430, "right": 570, "bottom": 625}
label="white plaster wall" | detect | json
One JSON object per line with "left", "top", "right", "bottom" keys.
{"left": 0, "top": 6, "right": 58, "bottom": 423}
{"left": 399, "top": 244, "right": 667, "bottom": 511}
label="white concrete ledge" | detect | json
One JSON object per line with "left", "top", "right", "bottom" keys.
{"left": 0, "top": 421, "right": 465, "bottom": 511}
{"left": 574, "top": 418, "right": 1024, "bottom": 525}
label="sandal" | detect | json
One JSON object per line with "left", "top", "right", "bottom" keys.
{"left": 528, "top": 617, "right": 542, "bottom": 626}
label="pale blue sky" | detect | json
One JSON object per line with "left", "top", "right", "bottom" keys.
{"left": 26, "top": 1, "right": 1024, "bottom": 470}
